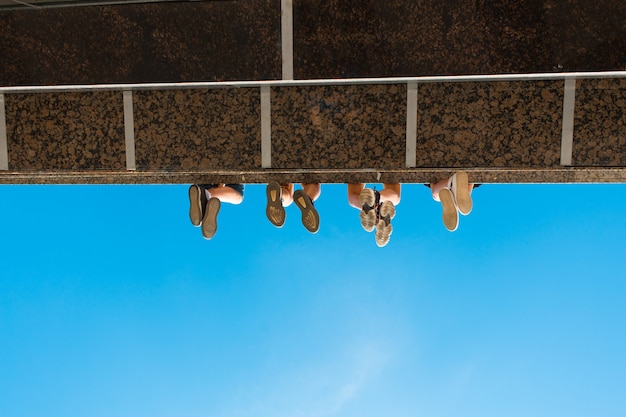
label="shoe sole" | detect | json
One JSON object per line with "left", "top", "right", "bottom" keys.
{"left": 453, "top": 171, "right": 472, "bottom": 215}
{"left": 375, "top": 220, "right": 392, "bottom": 247}
{"left": 439, "top": 188, "right": 458, "bottom": 232}
{"left": 359, "top": 210, "right": 377, "bottom": 232}
{"left": 266, "top": 182, "right": 286, "bottom": 227}
{"left": 359, "top": 188, "right": 376, "bottom": 231}
{"left": 359, "top": 188, "right": 375, "bottom": 208}
{"left": 189, "top": 185, "right": 203, "bottom": 227}
{"left": 202, "top": 197, "right": 220, "bottom": 239}
{"left": 379, "top": 201, "right": 396, "bottom": 222}
{"left": 293, "top": 190, "right": 320, "bottom": 234}
{"left": 375, "top": 201, "right": 395, "bottom": 247}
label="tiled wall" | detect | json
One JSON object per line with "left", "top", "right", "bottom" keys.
{"left": 2, "top": 79, "right": 624, "bottom": 181}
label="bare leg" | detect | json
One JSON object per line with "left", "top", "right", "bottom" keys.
{"left": 347, "top": 183, "right": 365, "bottom": 209}
{"left": 431, "top": 176, "right": 474, "bottom": 202}
{"left": 277, "top": 183, "right": 294, "bottom": 207}
{"left": 430, "top": 178, "right": 449, "bottom": 202}
{"left": 301, "top": 183, "right": 321, "bottom": 202}
{"left": 380, "top": 183, "right": 401, "bottom": 205}
{"left": 206, "top": 185, "right": 243, "bottom": 205}
{"left": 270, "top": 183, "right": 321, "bottom": 207}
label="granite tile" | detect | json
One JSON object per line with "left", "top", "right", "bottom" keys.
{"left": 573, "top": 78, "right": 626, "bottom": 166}
{"left": 417, "top": 81, "right": 564, "bottom": 168}
{"left": 294, "top": 0, "right": 626, "bottom": 78}
{"left": 542, "top": 0, "right": 626, "bottom": 71}
{"left": 133, "top": 88, "right": 262, "bottom": 170}
{"left": 2, "top": 78, "right": 625, "bottom": 185}
{"left": 271, "top": 84, "right": 406, "bottom": 169}
{"left": 5, "top": 92, "right": 125, "bottom": 170}
{"left": 0, "top": 0, "right": 280, "bottom": 85}
{"left": 1, "top": 0, "right": 624, "bottom": 86}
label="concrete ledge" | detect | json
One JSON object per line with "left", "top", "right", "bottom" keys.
{"left": 1, "top": 168, "right": 625, "bottom": 184}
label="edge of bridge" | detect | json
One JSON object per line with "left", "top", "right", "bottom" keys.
{"left": 1, "top": 168, "right": 625, "bottom": 185}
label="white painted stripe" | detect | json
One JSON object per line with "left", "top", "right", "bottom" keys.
{"left": 123, "top": 90, "right": 136, "bottom": 171}
{"left": 261, "top": 86, "right": 272, "bottom": 168}
{"left": 0, "top": 93, "right": 8, "bottom": 170}
{"left": 406, "top": 82, "right": 418, "bottom": 168}
{"left": 281, "top": 0, "right": 294, "bottom": 80}
{"left": 2, "top": 71, "right": 625, "bottom": 93}
{"left": 560, "top": 78, "right": 576, "bottom": 166}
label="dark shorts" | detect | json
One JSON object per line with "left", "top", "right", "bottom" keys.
{"left": 201, "top": 184, "right": 245, "bottom": 197}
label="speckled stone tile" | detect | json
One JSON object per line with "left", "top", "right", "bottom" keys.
{"left": 5, "top": 92, "right": 125, "bottom": 170}
{"left": 573, "top": 78, "right": 626, "bottom": 166}
{"left": 0, "top": 0, "right": 280, "bottom": 85}
{"left": 542, "top": 0, "right": 626, "bottom": 71}
{"left": 2, "top": 0, "right": 624, "bottom": 85}
{"left": 133, "top": 89, "right": 262, "bottom": 170}
{"left": 271, "top": 84, "right": 406, "bottom": 169}
{"left": 417, "top": 81, "right": 564, "bottom": 168}
{"left": 294, "top": 0, "right": 626, "bottom": 78}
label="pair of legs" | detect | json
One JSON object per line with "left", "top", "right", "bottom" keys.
{"left": 266, "top": 182, "right": 321, "bottom": 233}
{"left": 348, "top": 183, "right": 401, "bottom": 247}
{"left": 429, "top": 171, "right": 474, "bottom": 232}
{"left": 188, "top": 184, "right": 244, "bottom": 239}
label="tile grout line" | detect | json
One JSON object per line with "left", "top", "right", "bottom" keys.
{"left": 406, "top": 82, "right": 418, "bottom": 168}
{"left": 123, "top": 90, "right": 136, "bottom": 171}
{"left": 0, "top": 94, "right": 8, "bottom": 170}
{"left": 261, "top": 86, "right": 272, "bottom": 168}
{"left": 560, "top": 78, "right": 576, "bottom": 166}
{"left": 281, "top": 0, "right": 293, "bottom": 80}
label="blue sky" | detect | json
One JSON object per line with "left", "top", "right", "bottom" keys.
{"left": 1, "top": 183, "right": 625, "bottom": 417}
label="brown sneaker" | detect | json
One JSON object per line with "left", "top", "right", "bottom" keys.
{"left": 201, "top": 197, "right": 221, "bottom": 240}
{"left": 439, "top": 188, "right": 458, "bottom": 232}
{"left": 266, "top": 182, "right": 286, "bottom": 227}
{"left": 293, "top": 189, "right": 320, "bottom": 233}
{"left": 188, "top": 184, "right": 206, "bottom": 227}
{"left": 375, "top": 201, "right": 396, "bottom": 247}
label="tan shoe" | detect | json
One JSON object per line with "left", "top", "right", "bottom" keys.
{"left": 201, "top": 197, "right": 221, "bottom": 240}
{"left": 294, "top": 189, "right": 320, "bottom": 233}
{"left": 266, "top": 182, "right": 286, "bottom": 227}
{"left": 439, "top": 188, "right": 459, "bottom": 232}
{"left": 450, "top": 171, "right": 472, "bottom": 215}
{"left": 188, "top": 184, "right": 206, "bottom": 227}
